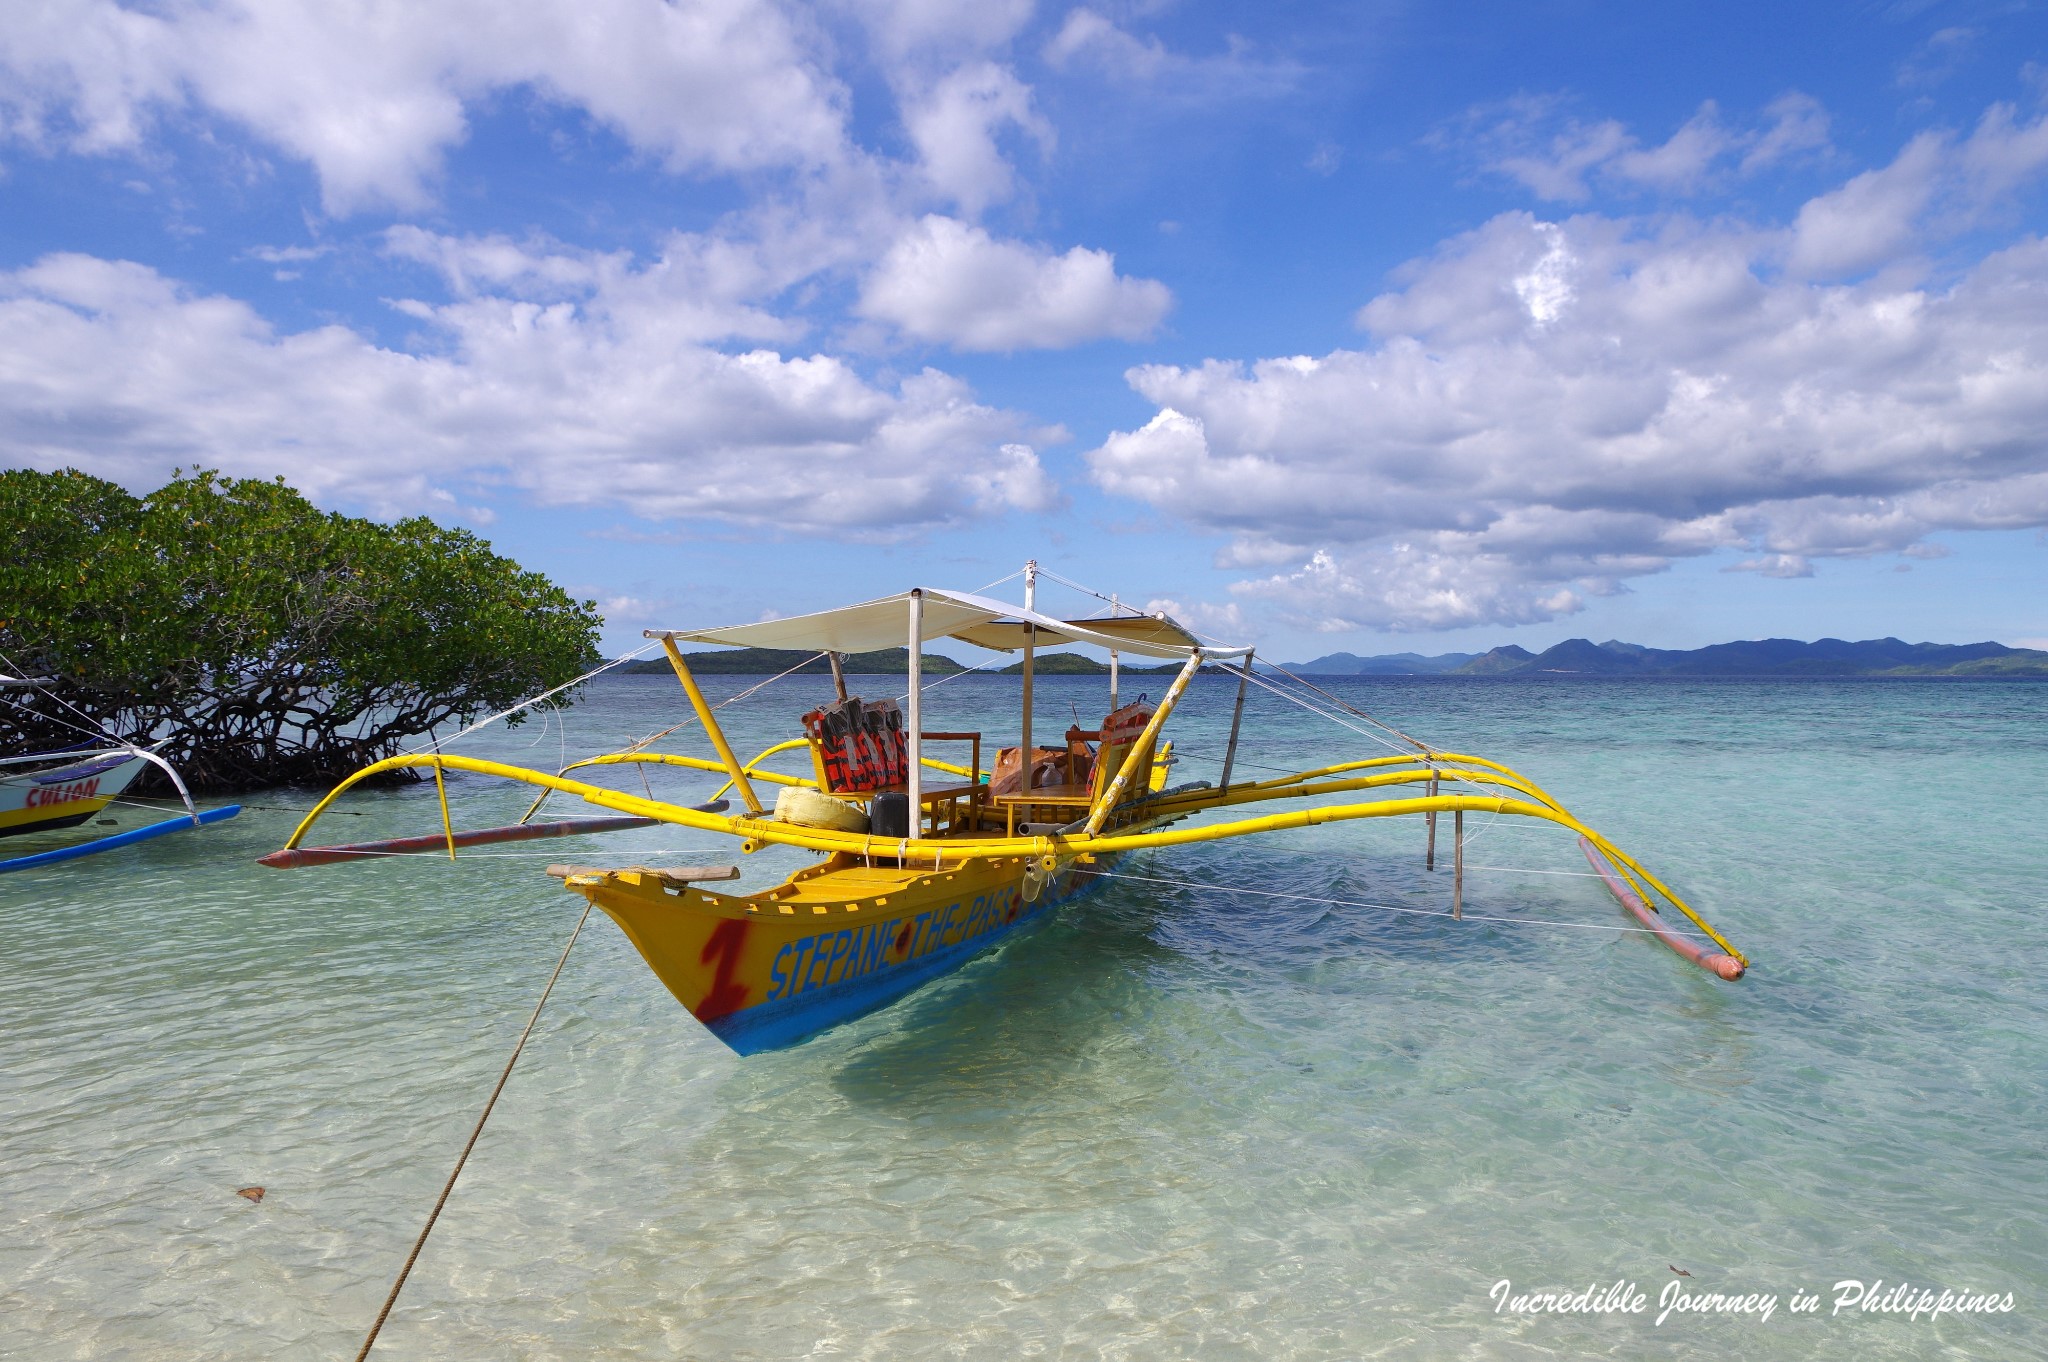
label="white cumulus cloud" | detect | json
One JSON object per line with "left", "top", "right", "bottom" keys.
{"left": 0, "top": 248, "right": 1055, "bottom": 532}
{"left": 0, "top": 0, "right": 849, "bottom": 213}
{"left": 858, "top": 214, "right": 1171, "bottom": 351}
{"left": 1087, "top": 109, "right": 2048, "bottom": 631}
{"left": 902, "top": 62, "right": 1053, "bottom": 215}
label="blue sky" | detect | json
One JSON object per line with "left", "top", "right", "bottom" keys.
{"left": 4, "top": 0, "right": 2046, "bottom": 661}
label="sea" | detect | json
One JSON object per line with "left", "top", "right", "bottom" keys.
{"left": 2, "top": 672, "right": 2042, "bottom": 1360}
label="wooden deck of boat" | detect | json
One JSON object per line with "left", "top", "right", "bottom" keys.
{"left": 745, "top": 851, "right": 1023, "bottom": 913}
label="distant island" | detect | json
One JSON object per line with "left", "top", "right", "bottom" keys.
{"left": 615, "top": 637, "right": 2048, "bottom": 679}
{"left": 1279, "top": 637, "right": 2048, "bottom": 678}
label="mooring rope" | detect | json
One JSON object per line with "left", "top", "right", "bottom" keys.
{"left": 351, "top": 899, "right": 593, "bottom": 1361}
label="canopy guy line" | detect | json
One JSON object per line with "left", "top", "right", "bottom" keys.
{"left": 406, "top": 641, "right": 660, "bottom": 758}
{"left": 714, "top": 652, "right": 831, "bottom": 711}
{"left": 0, "top": 650, "right": 126, "bottom": 746}
{"left": 1258, "top": 658, "right": 1435, "bottom": 755}
{"left": 895, "top": 647, "right": 1014, "bottom": 704}
{"left": 1236, "top": 667, "right": 1530, "bottom": 812}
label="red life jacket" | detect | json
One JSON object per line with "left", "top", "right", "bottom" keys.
{"left": 842, "top": 697, "right": 883, "bottom": 790}
{"left": 870, "top": 698, "right": 908, "bottom": 785}
{"left": 803, "top": 706, "right": 857, "bottom": 791}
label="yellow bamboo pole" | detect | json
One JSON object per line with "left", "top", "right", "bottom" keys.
{"left": 660, "top": 637, "right": 763, "bottom": 815}
{"left": 1084, "top": 650, "right": 1203, "bottom": 835}
{"left": 433, "top": 758, "right": 456, "bottom": 862}
{"left": 276, "top": 754, "right": 1745, "bottom": 966}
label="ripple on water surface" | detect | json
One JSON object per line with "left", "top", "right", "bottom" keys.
{"left": 1, "top": 675, "right": 2043, "bottom": 1360}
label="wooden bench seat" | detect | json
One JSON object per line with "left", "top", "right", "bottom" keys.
{"left": 990, "top": 781, "right": 1095, "bottom": 835}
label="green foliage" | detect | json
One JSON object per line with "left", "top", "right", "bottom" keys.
{"left": 0, "top": 468, "right": 602, "bottom": 791}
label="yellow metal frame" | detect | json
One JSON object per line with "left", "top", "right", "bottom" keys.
{"left": 278, "top": 743, "right": 1745, "bottom": 966}
{"left": 281, "top": 634, "right": 1743, "bottom": 968}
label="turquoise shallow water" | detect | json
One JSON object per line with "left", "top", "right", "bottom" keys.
{"left": 2, "top": 673, "right": 2043, "bottom": 1359}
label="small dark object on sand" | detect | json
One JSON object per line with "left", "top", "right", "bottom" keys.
{"left": 1669, "top": 1265, "right": 1690, "bottom": 1277}
{"left": 236, "top": 1187, "right": 265, "bottom": 1203}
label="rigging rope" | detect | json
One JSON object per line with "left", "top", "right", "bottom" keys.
{"left": 1222, "top": 666, "right": 1525, "bottom": 808}
{"left": 714, "top": 652, "right": 830, "bottom": 710}
{"left": 0, "top": 650, "right": 127, "bottom": 747}
{"left": 351, "top": 899, "right": 593, "bottom": 1361}
{"left": 896, "top": 647, "right": 1013, "bottom": 704}
{"left": 969, "top": 567, "right": 1023, "bottom": 595}
{"left": 406, "top": 642, "right": 660, "bottom": 757}
{"left": 1257, "top": 658, "right": 1435, "bottom": 754}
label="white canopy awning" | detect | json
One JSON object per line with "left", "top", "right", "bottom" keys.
{"left": 647, "top": 588, "right": 1247, "bottom": 661}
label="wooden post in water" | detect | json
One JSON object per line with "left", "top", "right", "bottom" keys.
{"left": 1425, "top": 769, "right": 1439, "bottom": 870}
{"left": 1452, "top": 809, "right": 1464, "bottom": 920}
{"left": 828, "top": 651, "right": 848, "bottom": 703}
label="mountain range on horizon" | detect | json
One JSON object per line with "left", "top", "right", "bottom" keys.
{"left": 624, "top": 637, "right": 2048, "bottom": 678}
{"left": 1277, "top": 637, "right": 2048, "bottom": 678}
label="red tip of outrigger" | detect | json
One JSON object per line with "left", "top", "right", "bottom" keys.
{"left": 1577, "top": 836, "right": 1747, "bottom": 981}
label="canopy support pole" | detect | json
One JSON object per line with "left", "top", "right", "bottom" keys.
{"left": 661, "top": 638, "right": 763, "bottom": 815}
{"left": 1084, "top": 649, "right": 1203, "bottom": 836}
{"left": 907, "top": 589, "right": 924, "bottom": 838}
{"left": 1219, "top": 650, "right": 1253, "bottom": 792}
{"left": 1108, "top": 593, "right": 1120, "bottom": 710}
{"left": 828, "top": 652, "right": 848, "bottom": 703}
{"left": 1021, "top": 560, "right": 1037, "bottom": 796}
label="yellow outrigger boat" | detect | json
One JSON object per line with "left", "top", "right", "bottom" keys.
{"left": 264, "top": 567, "right": 1748, "bottom": 1054}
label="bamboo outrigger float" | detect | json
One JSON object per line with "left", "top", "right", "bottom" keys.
{"left": 263, "top": 565, "right": 1748, "bottom": 1054}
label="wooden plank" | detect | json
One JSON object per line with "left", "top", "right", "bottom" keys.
{"left": 545, "top": 863, "right": 739, "bottom": 886}
{"left": 990, "top": 782, "right": 1094, "bottom": 806}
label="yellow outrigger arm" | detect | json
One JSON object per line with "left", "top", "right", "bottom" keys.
{"left": 265, "top": 575, "right": 1750, "bottom": 1064}
{"left": 272, "top": 745, "right": 1748, "bottom": 971}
